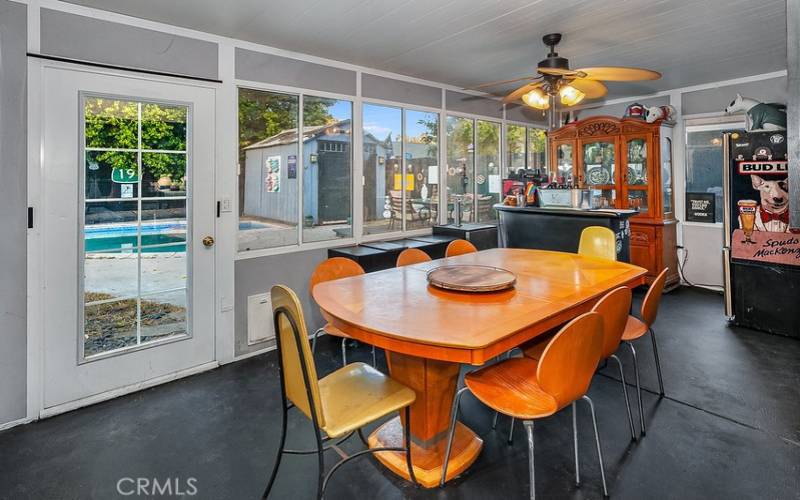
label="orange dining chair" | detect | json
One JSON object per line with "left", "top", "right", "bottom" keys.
{"left": 441, "top": 312, "right": 608, "bottom": 499}
{"left": 578, "top": 226, "right": 617, "bottom": 261}
{"left": 396, "top": 248, "right": 432, "bottom": 267}
{"left": 623, "top": 267, "right": 669, "bottom": 434}
{"left": 445, "top": 239, "right": 478, "bottom": 257}
{"left": 309, "top": 257, "right": 376, "bottom": 367}
{"left": 263, "top": 285, "right": 417, "bottom": 500}
{"left": 512, "top": 287, "right": 638, "bottom": 441}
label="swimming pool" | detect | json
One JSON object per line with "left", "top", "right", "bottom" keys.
{"left": 85, "top": 223, "right": 186, "bottom": 253}
{"left": 85, "top": 221, "right": 273, "bottom": 252}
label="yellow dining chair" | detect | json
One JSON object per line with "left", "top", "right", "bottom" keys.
{"left": 445, "top": 239, "right": 478, "bottom": 257}
{"left": 622, "top": 267, "right": 669, "bottom": 434}
{"left": 309, "top": 257, "right": 376, "bottom": 367}
{"left": 578, "top": 226, "right": 617, "bottom": 261}
{"left": 263, "top": 285, "right": 417, "bottom": 500}
{"left": 441, "top": 312, "right": 608, "bottom": 499}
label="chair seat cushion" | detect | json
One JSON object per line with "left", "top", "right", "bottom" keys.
{"left": 323, "top": 323, "right": 350, "bottom": 339}
{"left": 622, "top": 316, "right": 648, "bottom": 341}
{"left": 319, "top": 362, "right": 416, "bottom": 438}
{"left": 464, "top": 357, "right": 558, "bottom": 420}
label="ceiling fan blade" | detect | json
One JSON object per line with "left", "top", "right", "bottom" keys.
{"left": 576, "top": 66, "right": 661, "bottom": 81}
{"left": 464, "top": 75, "right": 541, "bottom": 91}
{"left": 502, "top": 81, "right": 544, "bottom": 104}
{"left": 538, "top": 67, "right": 579, "bottom": 77}
{"left": 568, "top": 78, "right": 608, "bottom": 99}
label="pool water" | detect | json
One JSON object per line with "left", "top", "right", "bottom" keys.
{"left": 85, "top": 223, "right": 186, "bottom": 253}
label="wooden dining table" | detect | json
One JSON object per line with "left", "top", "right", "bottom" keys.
{"left": 312, "top": 248, "right": 647, "bottom": 488}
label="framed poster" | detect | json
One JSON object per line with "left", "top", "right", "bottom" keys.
{"left": 686, "top": 192, "right": 715, "bottom": 223}
{"left": 265, "top": 155, "right": 281, "bottom": 193}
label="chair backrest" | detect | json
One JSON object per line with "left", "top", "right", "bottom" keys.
{"left": 445, "top": 239, "right": 478, "bottom": 257}
{"left": 396, "top": 248, "right": 432, "bottom": 267}
{"left": 537, "top": 311, "right": 604, "bottom": 410}
{"left": 271, "top": 285, "right": 325, "bottom": 427}
{"left": 641, "top": 267, "right": 669, "bottom": 327}
{"left": 389, "top": 190, "right": 403, "bottom": 215}
{"left": 591, "top": 286, "right": 633, "bottom": 359}
{"left": 309, "top": 257, "right": 365, "bottom": 293}
{"left": 477, "top": 196, "right": 494, "bottom": 221}
{"left": 578, "top": 226, "right": 617, "bottom": 261}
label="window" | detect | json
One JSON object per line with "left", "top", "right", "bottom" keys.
{"left": 363, "top": 104, "right": 402, "bottom": 235}
{"left": 506, "top": 124, "right": 526, "bottom": 175}
{"left": 237, "top": 89, "right": 353, "bottom": 251}
{"left": 302, "top": 97, "right": 353, "bottom": 242}
{"left": 528, "top": 127, "right": 547, "bottom": 171}
{"left": 685, "top": 124, "right": 738, "bottom": 223}
{"left": 475, "top": 120, "right": 501, "bottom": 222}
{"left": 445, "top": 116, "right": 473, "bottom": 223}
{"left": 404, "top": 109, "right": 439, "bottom": 230}
{"left": 83, "top": 96, "right": 189, "bottom": 357}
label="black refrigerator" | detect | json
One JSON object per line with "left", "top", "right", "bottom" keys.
{"left": 722, "top": 130, "right": 800, "bottom": 338}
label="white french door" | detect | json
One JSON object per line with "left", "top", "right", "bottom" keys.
{"left": 38, "top": 65, "right": 216, "bottom": 411}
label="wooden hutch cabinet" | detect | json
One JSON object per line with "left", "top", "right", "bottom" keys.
{"left": 548, "top": 116, "right": 679, "bottom": 287}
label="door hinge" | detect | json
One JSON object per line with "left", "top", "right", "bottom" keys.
{"left": 27, "top": 207, "right": 33, "bottom": 228}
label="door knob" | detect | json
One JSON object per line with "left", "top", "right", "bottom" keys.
{"left": 202, "top": 236, "right": 215, "bottom": 247}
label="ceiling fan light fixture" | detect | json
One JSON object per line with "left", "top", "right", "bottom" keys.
{"left": 522, "top": 88, "right": 550, "bottom": 109}
{"left": 559, "top": 85, "right": 585, "bottom": 106}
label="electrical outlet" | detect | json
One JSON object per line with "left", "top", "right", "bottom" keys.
{"left": 220, "top": 197, "right": 232, "bottom": 213}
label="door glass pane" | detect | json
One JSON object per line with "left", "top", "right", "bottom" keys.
{"left": 686, "top": 130, "right": 724, "bottom": 222}
{"left": 476, "top": 120, "right": 501, "bottom": 222}
{"left": 528, "top": 128, "right": 547, "bottom": 171}
{"left": 446, "top": 116, "right": 473, "bottom": 223}
{"left": 583, "top": 141, "right": 615, "bottom": 186}
{"left": 82, "top": 95, "right": 190, "bottom": 359}
{"left": 590, "top": 189, "right": 617, "bottom": 209}
{"left": 506, "top": 124, "right": 526, "bottom": 176}
{"left": 362, "top": 104, "right": 402, "bottom": 235}
{"left": 556, "top": 143, "right": 574, "bottom": 184}
{"left": 405, "top": 110, "right": 438, "bottom": 229}
{"left": 237, "top": 88, "right": 299, "bottom": 251}
{"left": 662, "top": 137, "right": 674, "bottom": 214}
{"left": 302, "top": 97, "right": 352, "bottom": 242}
{"left": 628, "top": 190, "right": 648, "bottom": 211}
{"left": 627, "top": 139, "right": 648, "bottom": 185}
{"left": 139, "top": 289, "right": 187, "bottom": 344}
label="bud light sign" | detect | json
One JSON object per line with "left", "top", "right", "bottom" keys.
{"left": 737, "top": 160, "right": 788, "bottom": 175}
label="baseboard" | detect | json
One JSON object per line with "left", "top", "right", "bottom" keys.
{"left": 39, "top": 361, "right": 219, "bottom": 419}
{"left": 229, "top": 344, "right": 275, "bottom": 363}
{"left": 0, "top": 416, "right": 35, "bottom": 432}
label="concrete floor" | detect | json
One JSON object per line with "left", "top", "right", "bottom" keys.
{"left": 1, "top": 287, "right": 798, "bottom": 499}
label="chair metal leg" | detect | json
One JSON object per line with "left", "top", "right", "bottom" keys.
{"left": 523, "top": 421, "right": 536, "bottom": 500}
{"left": 262, "top": 404, "right": 288, "bottom": 499}
{"left": 492, "top": 411, "right": 499, "bottom": 429}
{"left": 581, "top": 395, "right": 608, "bottom": 498}
{"left": 508, "top": 417, "right": 516, "bottom": 444}
{"left": 649, "top": 327, "right": 665, "bottom": 397}
{"left": 610, "top": 354, "right": 637, "bottom": 441}
{"left": 316, "top": 432, "right": 325, "bottom": 500}
{"left": 371, "top": 345, "right": 377, "bottom": 368}
{"left": 403, "top": 405, "right": 418, "bottom": 487}
{"left": 311, "top": 328, "right": 323, "bottom": 354}
{"left": 439, "top": 387, "right": 468, "bottom": 487}
{"left": 625, "top": 341, "right": 646, "bottom": 435}
{"left": 572, "top": 401, "right": 580, "bottom": 486}
{"left": 340, "top": 338, "right": 347, "bottom": 366}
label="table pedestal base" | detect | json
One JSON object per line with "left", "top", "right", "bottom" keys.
{"left": 368, "top": 416, "right": 482, "bottom": 488}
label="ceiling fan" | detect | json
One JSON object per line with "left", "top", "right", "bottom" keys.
{"left": 470, "top": 33, "right": 661, "bottom": 112}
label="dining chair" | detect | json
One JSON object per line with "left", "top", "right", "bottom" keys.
{"left": 520, "top": 287, "right": 638, "bottom": 440}
{"left": 441, "top": 312, "right": 608, "bottom": 499}
{"left": 396, "top": 248, "right": 432, "bottom": 267}
{"left": 445, "top": 239, "right": 478, "bottom": 257}
{"left": 309, "top": 257, "right": 376, "bottom": 367}
{"left": 578, "top": 226, "right": 617, "bottom": 261}
{"left": 622, "top": 267, "right": 669, "bottom": 434}
{"left": 263, "top": 285, "right": 418, "bottom": 500}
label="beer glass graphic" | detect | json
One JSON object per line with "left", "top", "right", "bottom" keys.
{"left": 738, "top": 199, "right": 758, "bottom": 244}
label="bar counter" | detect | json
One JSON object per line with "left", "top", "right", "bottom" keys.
{"left": 495, "top": 204, "right": 638, "bottom": 262}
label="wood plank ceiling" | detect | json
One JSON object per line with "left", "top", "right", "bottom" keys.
{"left": 62, "top": 0, "right": 787, "bottom": 98}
